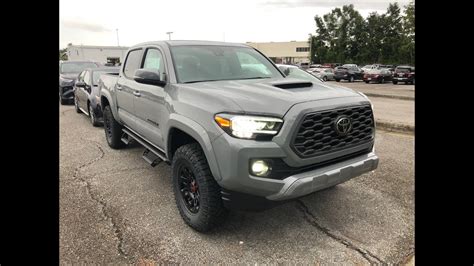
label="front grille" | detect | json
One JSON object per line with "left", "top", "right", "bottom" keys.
{"left": 291, "top": 105, "right": 374, "bottom": 158}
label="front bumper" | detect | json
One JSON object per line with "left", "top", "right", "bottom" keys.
{"left": 266, "top": 151, "right": 378, "bottom": 200}
{"left": 212, "top": 131, "right": 378, "bottom": 203}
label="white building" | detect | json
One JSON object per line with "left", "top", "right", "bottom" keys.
{"left": 246, "top": 41, "right": 310, "bottom": 64}
{"left": 66, "top": 44, "right": 129, "bottom": 65}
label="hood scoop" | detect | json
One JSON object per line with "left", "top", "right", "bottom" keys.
{"left": 267, "top": 78, "right": 313, "bottom": 89}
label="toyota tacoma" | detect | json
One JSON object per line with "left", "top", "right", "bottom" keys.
{"left": 99, "top": 41, "right": 379, "bottom": 232}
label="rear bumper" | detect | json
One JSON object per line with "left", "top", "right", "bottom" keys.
{"left": 60, "top": 86, "right": 74, "bottom": 100}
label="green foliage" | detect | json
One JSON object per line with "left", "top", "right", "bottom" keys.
{"left": 311, "top": 1, "right": 414, "bottom": 66}
{"left": 59, "top": 48, "right": 68, "bottom": 61}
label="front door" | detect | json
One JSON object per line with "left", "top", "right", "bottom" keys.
{"left": 133, "top": 47, "right": 169, "bottom": 149}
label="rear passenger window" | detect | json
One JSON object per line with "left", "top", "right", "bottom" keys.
{"left": 123, "top": 49, "right": 143, "bottom": 78}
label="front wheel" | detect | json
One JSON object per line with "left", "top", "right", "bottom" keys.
{"left": 323, "top": 76, "right": 327, "bottom": 81}
{"left": 392, "top": 80, "right": 398, "bottom": 85}
{"left": 365, "top": 81, "right": 369, "bottom": 84}
{"left": 172, "top": 143, "right": 228, "bottom": 232}
{"left": 335, "top": 78, "right": 340, "bottom": 82}
{"left": 349, "top": 76, "right": 354, "bottom": 82}
{"left": 103, "top": 105, "right": 126, "bottom": 149}
{"left": 381, "top": 77, "right": 385, "bottom": 84}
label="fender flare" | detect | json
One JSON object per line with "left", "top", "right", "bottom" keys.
{"left": 166, "top": 114, "right": 222, "bottom": 181}
{"left": 100, "top": 89, "right": 120, "bottom": 121}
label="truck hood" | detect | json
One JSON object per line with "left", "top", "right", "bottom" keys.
{"left": 179, "top": 78, "right": 364, "bottom": 116}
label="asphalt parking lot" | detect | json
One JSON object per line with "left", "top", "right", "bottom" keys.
{"left": 60, "top": 89, "right": 414, "bottom": 264}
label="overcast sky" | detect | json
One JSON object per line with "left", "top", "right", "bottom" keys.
{"left": 60, "top": 0, "right": 411, "bottom": 49}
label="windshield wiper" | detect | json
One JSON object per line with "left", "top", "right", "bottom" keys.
{"left": 236, "top": 77, "right": 272, "bottom": 80}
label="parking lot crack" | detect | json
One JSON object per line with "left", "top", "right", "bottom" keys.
{"left": 72, "top": 139, "right": 131, "bottom": 261}
{"left": 295, "top": 200, "right": 386, "bottom": 265}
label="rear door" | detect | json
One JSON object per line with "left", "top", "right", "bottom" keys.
{"left": 116, "top": 49, "right": 143, "bottom": 129}
{"left": 133, "top": 46, "right": 169, "bottom": 149}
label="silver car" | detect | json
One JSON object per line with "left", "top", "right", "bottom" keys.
{"left": 308, "top": 68, "right": 335, "bottom": 81}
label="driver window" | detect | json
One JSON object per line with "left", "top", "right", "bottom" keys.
{"left": 83, "top": 71, "right": 91, "bottom": 86}
{"left": 143, "top": 48, "right": 164, "bottom": 79}
{"left": 78, "top": 71, "right": 86, "bottom": 82}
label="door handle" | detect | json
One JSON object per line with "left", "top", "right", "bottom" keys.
{"left": 116, "top": 85, "right": 123, "bottom": 90}
{"left": 133, "top": 91, "right": 141, "bottom": 97}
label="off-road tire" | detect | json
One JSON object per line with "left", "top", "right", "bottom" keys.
{"left": 103, "top": 105, "right": 125, "bottom": 149}
{"left": 172, "top": 143, "right": 228, "bottom": 232}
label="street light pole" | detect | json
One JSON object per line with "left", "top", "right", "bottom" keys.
{"left": 116, "top": 29, "right": 120, "bottom": 47}
{"left": 308, "top": 33, "right": 313, "bottom": 64}
{"left": 166, "top": 32, "right": 173, "bottom": 40}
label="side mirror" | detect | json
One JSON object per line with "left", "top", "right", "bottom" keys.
{"left": 76, "top": 81, "right": 86, "bottom": 88}
{"left": 134, "top": 69, "right": 166, "bottom": 86}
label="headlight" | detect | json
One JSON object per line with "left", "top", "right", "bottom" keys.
{"left": 214, "top": 114, "right": 283, "bottom": 139}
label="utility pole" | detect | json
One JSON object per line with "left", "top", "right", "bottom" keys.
{"left": 308, "top": 33, "right": 313, "bottom": 64}
{"left": 116, "top": 29, "right": 120, "bottom": 46}
{"left": 166, "top": 32, "right": 173, "bottom": 40}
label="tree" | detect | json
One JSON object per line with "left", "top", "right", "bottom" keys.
{"left": 59, "top": 48, "right": 68, "bottom": 60}
{"left": 311, "top": 1, "right": 415, "bottom": 66}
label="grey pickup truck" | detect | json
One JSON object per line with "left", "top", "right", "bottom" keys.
{"left": 99, "top": 40, "right": 379, "bottom": 232}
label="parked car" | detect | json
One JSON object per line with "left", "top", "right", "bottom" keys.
{"left": 277, "top": 64, "right": 323, "bottom": 83}
{"left": 361, "top": 64, "right": 377, "bottom": 72}
{"left": 363, "top": 69, "right": 393, "bottom": 83}
{"left": 298, "top": 62, "right": 310, "bottom": 69}
{"left": 99, "top": 40, "right": 378, "bottom": 232}
{"left": 59, "top": 61, "right": 100, "bottom": 104}
{"left": 334, "top": 64, "right": 364, "bottom": 82}
{"left": 322, "top": 63, "right": 341, "bottom": 69}
{"left": 74, "top": 67, "right": 120, "bottom": 126}
{"left": 309, "top": 64, "right": 322, "bottom": 68}
{"left": 309, "top": 68, "right": 335, "bottom": 81}
{"left": 392, "top": 65, "right": 415, "bottom": 85}
{"left": 379, "top": 65, "right": 396, "bottom": 72}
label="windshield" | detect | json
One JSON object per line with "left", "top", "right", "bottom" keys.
{"left": 280, "top": 66, "right": 322, "bottom": 83}
{"left": 61, "top": 62, "right": 98, "bottom": 74}
{"left": 170, "top": 45, "right": 283, "bottom": 83}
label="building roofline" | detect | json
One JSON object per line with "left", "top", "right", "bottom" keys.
{"left": 67, "top": 44, "right": 130, "bottom": 50}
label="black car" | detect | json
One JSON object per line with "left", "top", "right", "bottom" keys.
{"left": 73, "top": 67, "right": 120, "bottom": 126}
{"left": 334, "top": 64, "right": 364, "bottom": 82}
{"left": 392, "top": 65, "right": 415, "bottom": 85}
{"left": 59, "top": 61, "right": 100, "bottom": 104}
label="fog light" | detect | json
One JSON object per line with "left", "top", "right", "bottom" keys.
{"left": 251, "top": 160, "right": 270, "bottom": 176}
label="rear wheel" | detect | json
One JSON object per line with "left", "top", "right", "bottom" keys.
{"left": 381, "top": 77, "right": 385, "bottom": 84}
{"left": 335, "top": 78, "right": 340, "bottom": 82}
{"left": 89, "top": 104, "right": 100, "bottom": 127}
{"left": 172, "top": 143, "right": 228, "bottom": 232}
{"left": 60, "top": 94, "right": 67, "bottom": 105}
{"left": 365, "top": 80, "right": 369, "bottom": 84}
{"left": 392, "top": 80, "right": 398, "bottom": 85}
{"left": 74, "top": 97, "right": 81, "bottom": 113}
{"left": 323, "top": 76, "right": 327, "bottom": 81}
{"left": 103, "top": 105, "right": 125, "bottom": 149}
{"left": 349, "top": 76, "right": 354, "bottom": 82}
{"left": 412, "top": 78, "right": 415, "bottom": 85}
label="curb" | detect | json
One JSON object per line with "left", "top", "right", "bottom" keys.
{"left": 364, "top": 93, "right": 414, "bottom": 101}
{"left": 376, "top": 120, "right": 414, "bottom": 134}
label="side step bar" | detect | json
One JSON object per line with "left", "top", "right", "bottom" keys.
{"left": 121, "top": 128, "right": 167, "bottom": 167}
